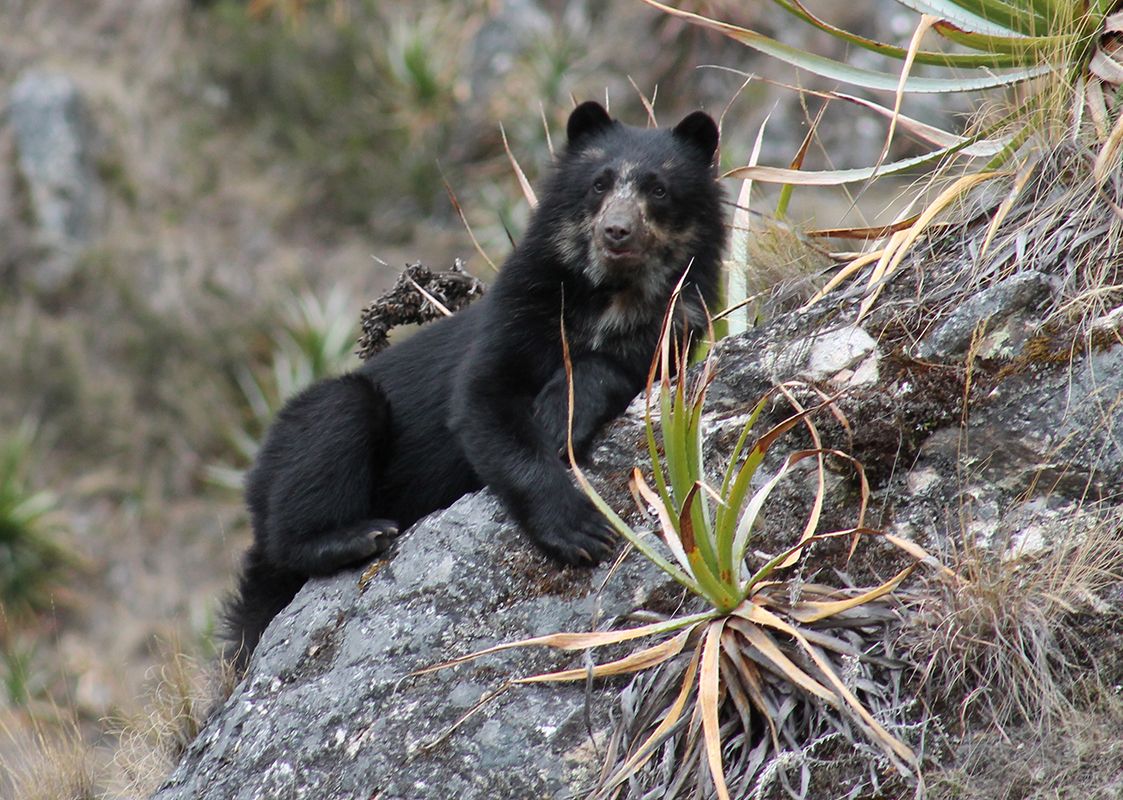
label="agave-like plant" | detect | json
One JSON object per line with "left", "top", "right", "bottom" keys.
{"left": 645, "top": 0, "right": 1123, "bottom": 321}
{"left": 645, "top": 0, "right": 1123, "bottom": 173}
{"left": 0, "top": 419, "right": 65, "bottom": 622}
{"left": 418, "top": 294, "right": 949, "bottom": 797}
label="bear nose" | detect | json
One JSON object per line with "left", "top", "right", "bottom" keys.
{"left": 603, "top": 219, "right": 632, "bottom": 246}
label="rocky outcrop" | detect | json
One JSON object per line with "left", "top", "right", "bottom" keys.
{"left": 154, "top": 456, "right": 675, "bottom": 799}
{"left": 154, "top": 259, "right": 1123, "bottom": 799}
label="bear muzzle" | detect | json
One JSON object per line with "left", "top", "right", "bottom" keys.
{"left": 595, "top": 197, "right": 650, "bottom": 270}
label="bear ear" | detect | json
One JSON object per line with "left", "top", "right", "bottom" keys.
{"left": 567, "top": 101, "right": 614, "bottom": 148}
{"left": 672, "top": 111, "right": 719, "bottom": 162}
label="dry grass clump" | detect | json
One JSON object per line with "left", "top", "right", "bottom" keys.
{"left": 998, "top": 151, "right": 1123, "bottom": 334}
{"left": 737, "top": 219, "right": 830, "bottom": 322}
{"left": 927, "top": 701, "right": 1123, "bottom": 800}
{"left": 108, "top": 647, "right": 237, "bottom": 798}
{"left": 0, "top": 721, "right": 99, "bottom": 800}
{"left": 1, "top": 644, "right": 236, "bottom": 800}
{"left": 905, "top": 505, "right": 1123, "bottom": 735}
{"left": 902, "top": 143, "right": 1123, "bottom": 339}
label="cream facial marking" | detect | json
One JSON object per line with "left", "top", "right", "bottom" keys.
{"left": 551, "top": 218, "right": 592, "bottom": 266}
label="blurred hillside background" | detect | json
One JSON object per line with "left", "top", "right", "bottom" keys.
{"left": 0, "top": 0, "right": 949, "bottom": 793}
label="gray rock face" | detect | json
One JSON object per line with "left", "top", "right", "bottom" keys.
{"left": 157, "top": 270, "right": 1123, "bottom": 799}
{"left": 940, "top": 339, "right": 1123, "bottom": 499}
{"left": 155, "top": 476, "right": 677, "bottom": 800}
{"left": 915, "top": 270, "right": 1057, "bottom": 359}
{"left": 6, "top": 70, "right": 104, "bottom": 291}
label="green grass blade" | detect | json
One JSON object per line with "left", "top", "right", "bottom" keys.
{"left": 714, "top": 394, "right": 772, "bottom": 562}
{"left": 679, "top": 487, "right": 738, "bottom": 611}
{"left": 775, "top": 103, "right": 823, "bottom": 219}
{"left": 719, "top": 400, "right": 830, "bottom": 555}
{"left": 726, "top": 101, "right": 1024, "bottom": 186}
{"left": 731, "top": 449, "right": 827, "bottom": 572}
{"left": 685, "top": 385, "right": 718, "bottom": 572}
{"left": 660, "top": 379, "right": 721, "bottom": 579}
{"left": 718, "top": 443, "right": 774, "bottom": 570}
{"left": 633, "top": 472, "right": 735, "bottom": 609}
{"left": 717, "top": 397, "right": 769, "bottom": 501}
{"left": 644, "top": 392, "right": 673, "bottom": 511}
{"left": 665, "top": 380, "right": 698, "bottom": 512}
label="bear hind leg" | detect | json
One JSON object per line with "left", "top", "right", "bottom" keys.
{"left": 249, "top": 373, "right": 399, "bottom": 575}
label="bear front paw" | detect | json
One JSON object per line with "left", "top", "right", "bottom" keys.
{"left": 529, "top": 499, "right": 617, "bottom": 566}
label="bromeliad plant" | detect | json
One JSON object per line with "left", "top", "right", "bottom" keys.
{"left": 0, "top": 419, "right": 65, "bottom": 623}
{"left": 420, "top": 296, "right": 940, "bottom": 798}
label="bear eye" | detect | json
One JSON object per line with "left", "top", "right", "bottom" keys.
{"left": 593, "top": 178, "right": 607, "bottom": 193}
{"left": 651, "top": 185, "right": 667, "bottom": 199}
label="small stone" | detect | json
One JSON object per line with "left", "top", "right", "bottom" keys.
{"left": 803, "top": 325, "right": 880, "bottom": 386}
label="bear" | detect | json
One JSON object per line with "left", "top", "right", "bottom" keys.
{"left": 223, "top": 101, "right": 727, "bottom": 670}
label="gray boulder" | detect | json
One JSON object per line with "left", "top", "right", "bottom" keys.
{"left": 154, "top": 419, "right": 679, "bottom": 800}
{"left": 6, "top": 70, "right": 105, "bottom": 292}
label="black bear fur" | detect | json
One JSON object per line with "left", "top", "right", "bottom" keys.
{"left": 223, "top": 102, "right": 727, "bottom": 669}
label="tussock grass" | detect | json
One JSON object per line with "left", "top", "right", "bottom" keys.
{"left": 856, "top": 100, "right": 1123, "bottom": 340}
{"left": 0, "top": 644, "right": 235, "bottom": 800}
{"left": 109, "top": 646, "right": 237, "bottom": 798}
{"left": 906, "top": 506, "right": 1123, "bottom": 735}
{"left": 733, "top": 218, "right": 831, "bottom": 324}
{"left": 927, "top": 699, "right": 1123, "bottom": 800}
{"left": 0, "top": 723, "right": 98, "bottom": 800}
{"left": 943, "top": 144, "right": 1123, "bottom": 336}
{"left": 844, "top": 140, "right": 1123, "bottom": 350}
